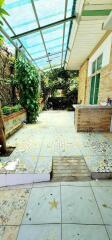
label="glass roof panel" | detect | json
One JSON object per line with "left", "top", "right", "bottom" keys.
{"left": 67, "top": 0, "right": 74, "bottom": 18}
{"left": 35, "top": 57, "right": 50, "bottom": 69}
{"left": 19, "top": 32, "right": 46, "bottom": 58}
{"left": 3, "top": 0, "right": 76, "bottom": 70}
{"left": 4, "top": 0, "right": 37, "bottom": 35}
{"left": 34, "top": 0, "right": 65, "bottom": 27}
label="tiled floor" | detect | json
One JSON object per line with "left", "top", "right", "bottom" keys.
{"left": 0, "top": 111, "right": 112, "bottom": 239}
{"left": 0, "top": 110, "right": 112, "bottom": 175}
{"left": 0, "top": 181, "right": 112, "bottom": 239}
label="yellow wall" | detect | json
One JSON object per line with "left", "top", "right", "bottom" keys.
{"left": 78, "top": 33, "right": 112, "bottom": 104}
{"left": 78, "top": 60, "right": 88, "bottom": 104}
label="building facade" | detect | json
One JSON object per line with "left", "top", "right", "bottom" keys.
{"left": 78, "top": 32, "right": 112, "bottom": 105}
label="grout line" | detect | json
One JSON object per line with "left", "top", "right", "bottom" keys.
{"left": 1, "top": 222, "right": 112, "bottom": 227}
{"left": 60, "top": 184, "right": 62, "bottom": 240}
{"left": 91, "top": 185, "right": 111, "bottom": 240}
{"left": 16, "top": 184, "right": 33, "bottom": 240}
{"left": 33, "top": 136, "right": 45, "bottom": 174}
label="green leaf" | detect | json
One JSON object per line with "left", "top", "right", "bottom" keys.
{"left": 0, "top": 20, "right": 3, "bottom": 25}
{"left": 0, "top": 8, "right": 9, "bottom": 16}
{"left": 0, "top": 0, "right": 5, "bottom": 7}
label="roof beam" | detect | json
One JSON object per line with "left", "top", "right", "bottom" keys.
{"left": 31, "top": 0, "right": 52, "bottom": 70}
{"left": 3, "top": 17, "right": 35, "bottom": 63}
{"left": 11, "top": 15, "right": 76, "bottom": 40}
{"left": 33, "top": 50, "right": 66, "bottom": 61}
{"left": 61, "top": 0, "right": 68, "bottom": 67}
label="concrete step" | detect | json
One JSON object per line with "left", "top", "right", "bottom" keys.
{"left": 0, "top": 150, "right": 52, "bottom": 187}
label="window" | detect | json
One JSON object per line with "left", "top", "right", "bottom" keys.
{"left": 90, "top": 74, "right": 100, "bottom": 105}
{"left": 92, "top": 53, "right": 103, "bottom": 74}
{"left": 92, "top": 60, "right": 96, "bottom": 74}
{"left": 97, "top": 54, "right": 103, "bottom": 70}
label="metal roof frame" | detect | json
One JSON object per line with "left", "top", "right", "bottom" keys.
{"left": 2, "top": 0, "right": 76, "bottom": 71}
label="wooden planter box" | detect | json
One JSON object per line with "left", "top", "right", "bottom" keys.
{"left": 3, "top": 110, "right": 27, "bottom": 138}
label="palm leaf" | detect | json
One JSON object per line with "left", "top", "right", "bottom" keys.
{"left": 0, "top": 0, "right": 5, "bottom": 7}
{"left": 0, "top": 8, "right": 9, "bottom": 16}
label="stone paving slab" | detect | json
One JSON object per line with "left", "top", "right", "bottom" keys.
{"left": 0, "top": 226, "right": 19, "bottom": 240}
{"left": 62, "top": 224, "right": 109, "bottom": 240}
{"left": 0, "top": 181, "right": 112, "bottom": 239}
{"left": 61, "top": 186, "right": 103, "bottom": 224}
{"left": 92, "top": 186, "right": 112, "bottom": 224}
{"left": 17, "top": 224, "right": 61, "bottom": 240}
{"left": 0, "top": 111, "right": 112, "bottom": 184}
{"left": 35, "top": 156, "right": 52, "bottom": 174}
{"left": 22, "top": 186, "right": 61, "bottom": 224}
{"left": 106, "top": 226, "right": 112, "bottom": 240}
{"left": 0, "top": 189, "right": 30, "bottom": 225}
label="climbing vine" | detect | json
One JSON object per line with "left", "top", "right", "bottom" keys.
{"left": 15, "top": 55, "right": 40, "bottom": 123}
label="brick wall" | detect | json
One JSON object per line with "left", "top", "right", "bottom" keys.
{"left": 78, "top": 60, "right": 88, "bottom": 104}
{"left": 75, "top": 106, "right": 112, "bottom": 132}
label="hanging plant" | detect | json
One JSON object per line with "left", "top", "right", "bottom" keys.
{"left": 0, "top": 0, "right": 9, "bottom": 45}
{"left": 15, "top": 55, "right": 40, "bottom": 123}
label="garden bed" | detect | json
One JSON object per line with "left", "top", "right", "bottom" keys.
{"left": 3, "top": 109, "right": 26, "bottom": 138}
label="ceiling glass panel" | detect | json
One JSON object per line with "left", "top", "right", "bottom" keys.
{"left": 35, "top": 57, "right": 50, "bottom": 69}
{"left": 34, "top": 0, "right": 65, "bottom": 26}
{"left": 4, "top": 0, "right": 37, "bottom": 34}
{"left": 3, "top": 0, "right": 76, "bottom": 70}
{"left": 43, "top": 25, "right": 63, "bottom": 42}
{"left": 67, "top": 0, "right": 74, "bottom": 18}
{"left": 19, "top": 32, "right": 46, "bottom": 58}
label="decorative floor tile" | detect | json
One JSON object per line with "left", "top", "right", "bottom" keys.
{"left": 0, "top": 226, "right": 19, "bottom": 240}
{"left": 61, "top": 186, "right": 102, "bottom": 224}
{"left": 0, "top": 189, "right": 30, "bottom": 225}
{"left": 22, "top": 187, "right": 61, "bottom": 224}
{"left": 17, "top": 224, "right": 61, "bottom": 240}
{"left": 92, "top": 187, "right": 112, "bottom": 224}
{"left": 62, "top": 224, "right": 109, "bottom": 240}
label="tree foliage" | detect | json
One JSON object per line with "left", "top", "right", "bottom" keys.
{"left": 15, "top": 55, "right": 39, "bottom": 123}
{"left": 41, "top": 67, "right": 78, "bottom": 100}
{"left": 0, "top": 0, "right": 9, "bottom": 45}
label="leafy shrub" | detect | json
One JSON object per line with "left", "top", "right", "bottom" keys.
{"left": 2, "top": 104, "right": 22, "bottom": 115}
{"left": 2, "top": 106, "right": 12, "bottom": 115}
{"left": 15, "top": 55, "right": 39, "bottom": 123}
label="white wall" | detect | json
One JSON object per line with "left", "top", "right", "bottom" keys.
{"left": 88, "top": 32, "right": 112, "bottom": 77}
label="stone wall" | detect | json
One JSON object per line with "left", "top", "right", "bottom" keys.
{"left": 0, "top": 48, "right": 15, "bottom": 106}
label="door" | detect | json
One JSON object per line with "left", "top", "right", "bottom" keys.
{"left": 90, "top": 74, "right": 100, "bottom": 104}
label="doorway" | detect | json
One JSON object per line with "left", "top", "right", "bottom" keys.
{"left": 90, "top": 73, "right": 100, "bottom": 104}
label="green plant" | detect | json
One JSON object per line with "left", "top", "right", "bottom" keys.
{"left": 2, "top": 106, "right": 12, "bottom": 115}
{"left": 12, "top": 104, "right": 22, "bottom": 112}
{"left": 0, "top": 0, "right": 9, "bottom": 45}
{"left": 15, "top": 55, "right": 39, "bottom": 123}
{"left": 2, "top": 104, "right": 22, "bottom": 115}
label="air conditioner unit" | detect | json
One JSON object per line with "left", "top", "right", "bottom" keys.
{"left": 103, "top": 11, "right": 112, "bottom": 30}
